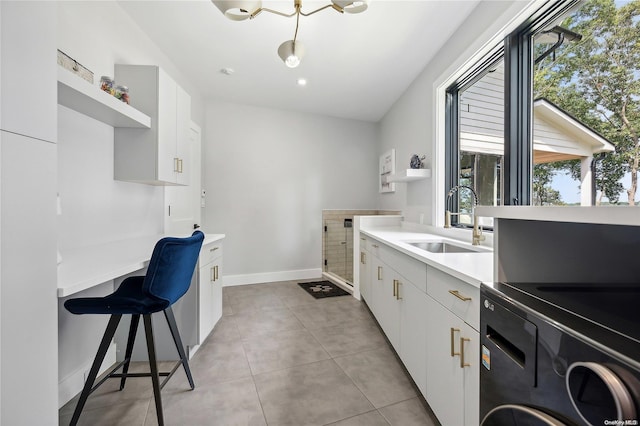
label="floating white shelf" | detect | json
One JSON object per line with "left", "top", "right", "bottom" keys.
{"left": 57, "top": 67, "right": 151, "bottom": 128}
{"left": 387, "top": 169, "right": 431, "bottom": 182}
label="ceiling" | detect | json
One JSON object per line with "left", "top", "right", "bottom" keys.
{"left": 118, "top": 0, "right": 482, "bottom": 122}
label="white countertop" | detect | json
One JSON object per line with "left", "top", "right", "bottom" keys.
{"left": 360, "top": 226, "right": 493, "bottom": 287}
{"left": 57, "top": 233, "right": 225, "bottom": 297}
{"left": 475, "top": 206, "right": 640, "bottom": 226}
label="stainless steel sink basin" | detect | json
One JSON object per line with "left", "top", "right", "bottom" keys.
{"left": 407, "top": 241, "right": 480, "bottom": 253}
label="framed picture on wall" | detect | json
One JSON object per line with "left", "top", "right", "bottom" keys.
{"left": 379, "top": 149, "right": 396, "bottom": 193}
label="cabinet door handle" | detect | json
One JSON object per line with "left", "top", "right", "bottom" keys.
{"left": 360, "top": 237, "right": 366, "bottom": 241}
{"left": 178, "top": 158, "right": 184, "bottom": 173}
{"left": 210, "top": 246, "right": 219, "bottom": 252}
{"left": 372, "top": 244, "right": 379, "bottom": 248}
{"left": 450, "top": 328, "right": 460, "bottom": 357}
{"left": 174, "top": 157, "right": 180, "bottom": 172}
{"left": 360, "top": 252, "right": 366, "bottom": 264}
{"left": 377, "top": 266, "right": 382, "bottom": 281}
{"left": 210, "top": 266, "right": 215, "bottom": 282}
{"left": 393, "top": 279, "right": 397, "bottom": 297}
{"left": 460, "top": 337, "right": 471, "bottom": 368}
{"left": 396, "top": 281, "right": 402, "bottom": 300}
{"left": 449, "top": 290, "right": 472, "bottom": 302}
{"left": 214, "top": 265, "right": 219, "bottom": 281}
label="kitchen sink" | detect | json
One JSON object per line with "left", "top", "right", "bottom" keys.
{"left": 407, "top": 241, "right": 481, "bottom": 253}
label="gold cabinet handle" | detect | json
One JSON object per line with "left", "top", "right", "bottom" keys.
{"left": 360, "top": 252, "right": 366, "bottom": 264}
{"left": 174, "top": 157, "right": 180, "bottom": 172}
{"left": 450, "top": 328, "right": 460, "bottom": 357}
{"left": 449, "top": 290, "right": 472, "bottom": 302}
{"left": 210, "top": 266, "right": 215, "bottom": 282}
{"left": 396, "top": 281, "right": 402, "bottom": 300}
{"left": 377, "top": 266, "right": 382, "bottom": 281}
{"left": 460, "top": 337, "right": 471, "bottom": 368}
{"left": 372, "top": 244, "right": 379, "bottom": 248}
{"left": 210, "top": 246, "right": 219, "bottom": 252}
{"left": 360, "top": 237, "right": 366, "bottom": 241}
{"left": 178, "top": 158, "right": 184, "bottom": 173}
{"left": 393, "top": 279, "right": 397, "bottom": 297}
{"left": 215, "top": 265, "right": 219, "bottom": 281}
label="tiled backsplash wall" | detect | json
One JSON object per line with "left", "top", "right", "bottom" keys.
{"left": 322, "top": 210, "right": 400, "bottom": 284}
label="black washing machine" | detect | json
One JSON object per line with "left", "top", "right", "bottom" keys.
{"left": 480, "top": 282, "right": 640, "bottom": 426}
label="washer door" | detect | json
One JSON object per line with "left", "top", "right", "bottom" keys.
{"left": 481, "top": 404, "right": 570, "bottom": 426}
{"left": 566, "top": 362, "right": 637, "bottom": 426}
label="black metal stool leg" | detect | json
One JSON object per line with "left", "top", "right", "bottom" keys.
{"left": 143, "top": 314, "right": 164, "bottom": 426}
{"left": 70, "top": 314, "right": 122, "bottom": 426}
{"left": 164, "top": 306, "right": 195, "bottom": 389}
{"left": 119, "top": 314, "right": 140, "bottom": 390}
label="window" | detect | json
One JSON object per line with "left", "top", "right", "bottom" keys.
{"left": 446, "top": 52, "right": 504, "bottom": 227}
{"left": 445, "top": 0, "right": 639, "bottom": 216}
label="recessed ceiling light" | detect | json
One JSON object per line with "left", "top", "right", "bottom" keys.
{"left": 297, "top": 78, "right": 307, "bottom": 86}
{"left": 220, "top": 68, "right": 235, "bottom": 75}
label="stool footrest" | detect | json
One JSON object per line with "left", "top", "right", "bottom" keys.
{"left": 93, "top": 359, "right": 184, "bottom": 394}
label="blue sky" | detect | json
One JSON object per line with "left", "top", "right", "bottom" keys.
{"left": 552, "top": 170, "right": 635, "bottom": 204}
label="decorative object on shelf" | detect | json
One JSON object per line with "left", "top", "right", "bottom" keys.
{"left": 100, "top": 76, "right": 115, "bottom": 95}
{"left": 410, "top": 154, "right": 426, "bottom": 169}
{"left": 57, "top": 49, "right": 94, "bottom": 83}
{"left": 115, "top": 85, "right": 129, "bottom": 104}
{"left": 211, "top": 0, "right": 369, "bottom": 68}
{"left": 380, "top": 148, "right": 396, "bottom": 193}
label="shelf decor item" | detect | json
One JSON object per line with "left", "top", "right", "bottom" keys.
{"left": 115, "top": 85, "right": 129, "bottom": 104}
{"left": 410, "top": 154, "right": 426, "bottom": 169}
{"left": 380, "top": 149, "right": 396, "bottom": 193}
{"left": 100, "top": 76, "right": 115, "bottom": 96}
{"left": 57, "top": 49, "right": 94, "bottom": 84}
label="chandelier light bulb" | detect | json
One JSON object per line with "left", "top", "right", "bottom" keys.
{"left": 285, "top": 55, "right": 301, "bottom": 68}
{"left": 278, "top": 40, "right": 305, "bottom": 68}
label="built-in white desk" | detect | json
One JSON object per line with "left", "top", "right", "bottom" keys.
{"left": 57, "top": 232, "right": 225, "bottom": 408}
{"left": 57, "top": 233, "right": 224, "bottom": 297}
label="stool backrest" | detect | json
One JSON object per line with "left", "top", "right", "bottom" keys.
{"left": 143, "top": 231, "right": 205, "bottom": 306}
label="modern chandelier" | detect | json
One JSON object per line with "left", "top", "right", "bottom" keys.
{"left": 211, "top": 0, "right": 369, "bottom": 68}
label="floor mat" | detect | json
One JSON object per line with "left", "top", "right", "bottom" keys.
{"left": 298, "top": 281, "right": 350, "bottom": 299}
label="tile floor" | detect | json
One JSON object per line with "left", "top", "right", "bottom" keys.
{"left": 59, "top": 280, "right": 439, "bottom": 425}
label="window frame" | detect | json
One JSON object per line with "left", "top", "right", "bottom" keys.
{"left": 443, "top": 0, "right": 583, "bottom": 224}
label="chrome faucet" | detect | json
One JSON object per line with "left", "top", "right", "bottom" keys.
{"left": 445, "top": 185, "right": 485, "bottom": 246}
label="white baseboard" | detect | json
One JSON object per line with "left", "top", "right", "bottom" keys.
{"left": 58, "top": 342, "right": 117, "bottom": 408}
{"left": 223, "top": 268, "right": 322, "bottom": 287}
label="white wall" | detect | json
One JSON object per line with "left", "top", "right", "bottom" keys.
{"left": 203, "top": 101, "right": 378, "bottom": 284}
{"left": 57, "top": 106, "right": 164, "bottom": 250}
{"left": 377, "top": 0, "right": 529, "bottom": 225}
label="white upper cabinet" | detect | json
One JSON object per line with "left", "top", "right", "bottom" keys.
{"left": 0, "top": 1, "right": 57, "bottom": 142}
{"left": 114, "top": 65, "right": 191, "bottom": 185}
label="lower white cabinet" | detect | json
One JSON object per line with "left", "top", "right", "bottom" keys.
{"left": 371, "top": 256, "right": 401, "bottom": 349}
{"left": 358, "top": 232, "right": 480, "bottom": 426}
{"left": 425, "top": 296, "right": 479, "bottom": 426}
{"left": 363, "top": 236, "right": 428, "bottom": 396}
{"left": 399, "top": 280, "right": 429, "bottom": 398}
{"left": 359, "top": 242, "right": 371, "bottom": 302}
{"left": 197, "top": 240, "right": 223, "bottom": 344}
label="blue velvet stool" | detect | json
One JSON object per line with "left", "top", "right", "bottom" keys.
{"left": 64, "top": 231, "right": 205, "bottom": 426}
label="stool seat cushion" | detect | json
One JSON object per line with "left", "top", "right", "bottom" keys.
{"left": 64, "top": 276, "right": 169, "bottom": 315}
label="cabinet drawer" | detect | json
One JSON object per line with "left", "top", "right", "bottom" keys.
{"left": 200, "top": 242, "right": 223, "bottom": 266}
{"left": 378, "top": 243, "right": 427, "bottom": 293}
{"left": 427, "top": 267, "right": 479, "bottom": 330}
